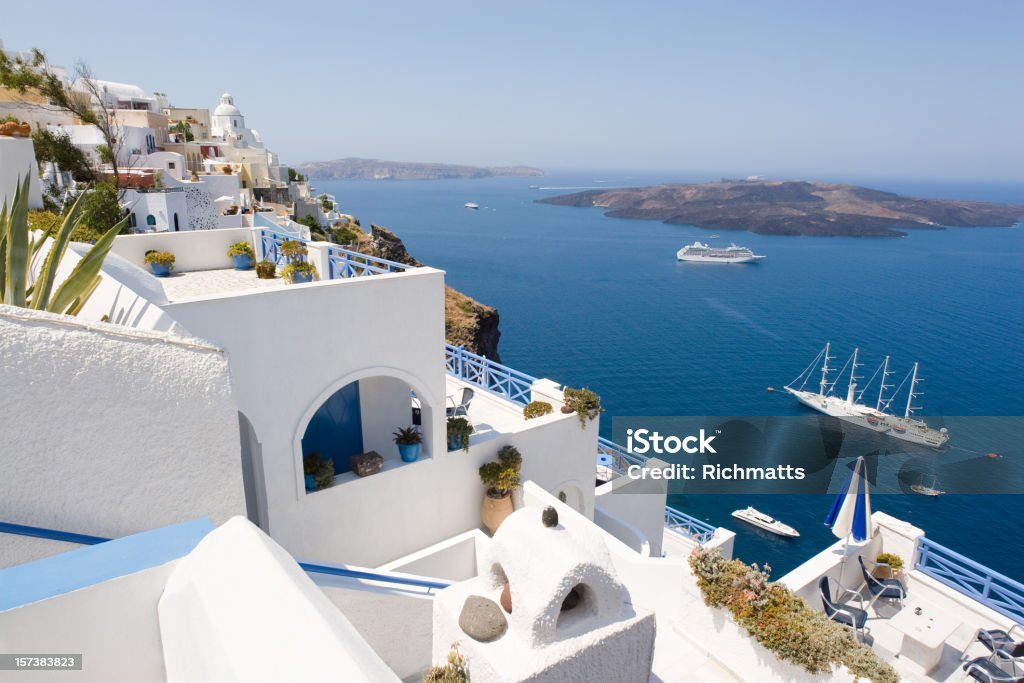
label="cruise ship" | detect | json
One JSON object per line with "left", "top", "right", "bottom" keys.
{"left": 785, "top": 343, "right": 950, "bottom": 448}
{"left": 676, "top": 241, "right": 765, "bottom": 263}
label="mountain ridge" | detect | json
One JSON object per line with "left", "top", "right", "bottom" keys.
{"left": 297, "top": 157, "right": 543, "bottom": 181}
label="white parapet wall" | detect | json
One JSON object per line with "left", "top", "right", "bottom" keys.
{"left": 109, "top": 226, "right": 255, "bottom": 273}
{"left": 0, "top": 136, "right": 43, "bottom": 209}
{"left": 0, "top": 306, "right": 247, "bottom": 567}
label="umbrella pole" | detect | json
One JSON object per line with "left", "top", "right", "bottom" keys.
{"left": 838, "top": 536, "right": 851, "bottom": 589}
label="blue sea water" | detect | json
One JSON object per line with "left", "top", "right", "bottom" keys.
{"left": 312, "top": 171, "right": 1024, "bottom": 579}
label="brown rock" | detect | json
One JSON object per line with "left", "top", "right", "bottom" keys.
{"left": 459, "top": 595, "right": 507, "bottom": 642}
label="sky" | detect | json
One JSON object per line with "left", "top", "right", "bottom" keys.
{"left": 4, "top": 1, "right": 1023, "bottom": 181}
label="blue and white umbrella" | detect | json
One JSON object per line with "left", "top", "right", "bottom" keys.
{"left": 825, "top": 456, "right": 873, "bottom": 542}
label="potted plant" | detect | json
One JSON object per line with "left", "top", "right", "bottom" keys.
{"left": 393, "top": 426, "right": 423, "bottom": 462}
{"left": 256, "top": 260, "right": 276, "bottom": 279}
{"left": 227, "top": 241, "right": 254, "bottom": 270}
{"left": 562, "top": 387, "right": 603, "bottom": 429}
{"left": 447, "top": 416, "right": 473, "bottom": 452}
{"left": 303, "top": 453, "right": 322, "bottom": 492}
{"left": 479, "top": 458, "right": 520, "bottom": 535}
{"left": 875, "top": 552, "right": 905, "bottom": 578}
{"left": 222, "top": 164, "right": 233, "bottom": 174}
{"left": 497, "top": 445, "right": 522, "bottom": 472}
{"left": 279, "top": 239, "right": 307, "bottom": 263}
{"left": 281, "top": 261, "right": 317, "bottom": 284}
{"left": 144, "top": 250, "right": 176, "bottom": 277}
{"left": 523, "top": 401, "right": 553, "bottom": 420}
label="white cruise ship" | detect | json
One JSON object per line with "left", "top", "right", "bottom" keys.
{"left": 785, "top": 343, "right": 950, "bottom": 448}
{"left": 676, "top": 241, "right": 765, "bottom": 263}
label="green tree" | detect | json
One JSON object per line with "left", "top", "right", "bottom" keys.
{"left": 169, "top": 121, "right": 194, "bottom": 142}
{"left": 79, "top": 180, "right": 129, "bottom": 235}
{"left": 31, "top": 128, "right": 93, "bottom": 182}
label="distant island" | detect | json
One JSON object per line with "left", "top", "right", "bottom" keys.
{"left": 539, "top": 180, "right": 1024, "bottom": 237}
{"left": 297, "top": 157, "right": 543, "bottom": 181}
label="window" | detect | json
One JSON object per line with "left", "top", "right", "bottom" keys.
{"left": 168, "top": 162, "right": 176, "bottom": 170}
{"left": 146, "top": 214, "right": 156, "bottom": 226}
{"left": 130, "top": 213, "right": 137, "bottom": 228}
{"left": 233, "top": 120, "right": 239, "bottom": 127}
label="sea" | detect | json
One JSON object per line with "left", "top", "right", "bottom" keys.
{"left": 311, "top": 171, "right": 1024, "bottom": 579}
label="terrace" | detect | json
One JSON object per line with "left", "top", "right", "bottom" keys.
{"left": 780, "top": 511, "right": 1024, "bottom": 683}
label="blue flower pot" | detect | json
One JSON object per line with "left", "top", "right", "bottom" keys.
{"left": 398, "top": 443, "right": 420, "bottom": 463}
{"left": 291, "top": 271, "right": 313, "bottom": 284}
{"left": 304, "top": 474, "right": 316, "bottom": 491}
{"left": 448, "top": 435, "right": 464, "bottom": 452}
{"left": 232, "top": 254, "right": 252, "bottom": 270}
{"left": 150, "top": 262, "right": 172, "bottom": 277}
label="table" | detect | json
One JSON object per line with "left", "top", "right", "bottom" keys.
{"left": 888, "top": 596, "right": 961, "bottom": 673}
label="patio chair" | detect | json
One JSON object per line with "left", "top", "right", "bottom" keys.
{"left": 975, "top": 625, "right": 1024, "bottom": 661}
{"left": 446, "top": 387, "right": 474, "bottom": 419}
{"left": 962, "top": 654, "right": 1024, "bottom": 683}
{"left": 820, "top": 576, "right": 868, "bottom": 641}
{"left": 858, "top": 556, "right": 907, "bottom": 607}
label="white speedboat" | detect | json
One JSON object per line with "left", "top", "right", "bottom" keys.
{"left": 677, "top": 242, "right": 765, "bottom": 263}
{"left": 731, "top": 507, "right": 800, "bottom": 537}
{"left": 464, "top": 202, "right": 480, "bottom": 209}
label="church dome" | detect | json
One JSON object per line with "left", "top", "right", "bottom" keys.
{"left": 214, "top": 93, "right": 241, "bottom": 117}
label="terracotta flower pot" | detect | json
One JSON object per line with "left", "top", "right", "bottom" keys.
{"left": 481, "top": 493, "right": 514, "bottom": 536}
{"left": 18, "top": 122, "right": 31, "bottom": 137}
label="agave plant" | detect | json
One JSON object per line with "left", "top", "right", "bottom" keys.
{"left": 1, "top": 174, "right": 126, "bottom": 315}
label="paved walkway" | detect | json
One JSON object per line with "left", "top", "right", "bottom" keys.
{"left": 160, "top": 268, "right": 287, "bottom": 301}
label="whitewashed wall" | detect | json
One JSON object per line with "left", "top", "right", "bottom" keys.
{"left": 0, "top": 306, "right": 247, "bottom": 567}
{"left": 109, "top": 226, "right": 253, "bottom": 273}
{"left": 0, "top": 136, "right": 43, "bottom": 209}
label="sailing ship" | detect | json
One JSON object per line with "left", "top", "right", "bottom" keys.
{"left": 785, "top": 343, "right": 950, "bottom": 448}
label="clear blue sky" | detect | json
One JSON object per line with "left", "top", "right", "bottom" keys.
{"left": 5, "top": 1, "right": 1022, "bottom": 180}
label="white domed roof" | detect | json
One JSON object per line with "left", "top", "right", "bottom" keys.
{"left": 214, "top": 93, "right": 240, "bottom": 117}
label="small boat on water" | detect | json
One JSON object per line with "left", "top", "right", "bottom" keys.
{"left": 731, "top": 507, "right": 800, "bottom": 537}
{"left": 911, "top": 474, "right": 945, "bottom": 496}
{"left": 464, "top": 202, "right": 480, "bottom": 209}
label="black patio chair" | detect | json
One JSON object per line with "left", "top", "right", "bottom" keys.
{"left": 819, "top": 576, "right": 868, "bottom": 641}
{"left": 858, "top": 556, "right": 906, "bottom": 607}
{"left": 975, "top": 625, "right": 1024, "bottom": 660}
{"left": 963, "top": 654, "right": 1024, "bottom": 683}
{"left": 446, "top": 387, "right": 474, "bottom": 419}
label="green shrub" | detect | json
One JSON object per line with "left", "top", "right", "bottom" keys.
{"left": 522, "top": 401, "right": 552, "bottom": 420}
{"left": 688, "top": 547, "right": 897, "bottom": 683}
{"left": 423, "top": 645, "right": 468, "bottom": 683}
{"left": 227, "top": 241, "right": 254, "bottom": 257}
{"left": 314, "top": 458, "right": 335, "bottom": 490}
{"left": 562, "top": 387, "right": 603, "bottom": 429}
{"left": 255, "top": 260, "right": 276, "bottom": 279}
{"left": 79, "top": 180, "right": 128, "bottom": 235}
{"left": 330, "top": 226, "right": 361, "bottom": 244}
{"left": 392, "top": 426, "right": 423, "bottom": 445}
{"left": 479, "top": 461, "right": 520, "bottom": 498}
{"left": 303, "top": 453, "right": 323, "bottom": 475}
{"left": 295, "top": 215, "right": 319, "bottom": 231}
{"left": 876, "top": 552, "right": 904, "bottom": 572}
{"left": 143, "top": 251, "right": 175, "bottom": 267}
{"left": 497, "top": 445, "right": 522, "bottom": 470}
{"left": 279, "top": 239, "right": 307, "bottom": 259}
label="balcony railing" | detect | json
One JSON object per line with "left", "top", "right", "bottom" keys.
{"left": 916, "top": 536, "right": 1024, "bottom": 624}
{"left": 445, "top": 344, "right": 538, "bottom": 406}
{"left": 325, "top": 244, "right": 411, "bottom": 279}
{"left": 664, "top": 506, "right": 717, "bottom": 545}
{"left": 597, "top": 436, "right": 647, "bottom": 474}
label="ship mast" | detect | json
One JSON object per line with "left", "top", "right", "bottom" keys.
{"left": 819, "top": 342, "right": 832, "bottom": 396}
{"left": 846, "top": 348, "right": 860, "bottom": 404}
{"left": 905, "top": 362, "right": 921, "bottom": 418}
{"left": 876, "top": 355, "right": 892, "bottom": 412}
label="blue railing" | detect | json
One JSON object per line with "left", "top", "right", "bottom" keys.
{"left": 325, "top": 244, "right": 411, "bottom": 279}
{"left": 0, "top": 521, "right": 451, "bottom": 594}
{"left": 259, "top": 229, "right": 294, "bottom": 266}
{"left": 445, "top": 344, "right": 538, "bottom": 405}
{"left": 597, "top": 437, "right": 647, "bottom": 474}
{"left": 916, "top": 537, "right": 1024, "bottom": 624}
{"left": 664, "top": 507, "right": 717, "bottom": 545}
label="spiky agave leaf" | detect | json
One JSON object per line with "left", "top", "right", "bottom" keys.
{"left": 0, "top": 200, "right": 8, "bottom": 302}
{"left": 46, "top": 213, "right": 127, "bottom": 315}
{"left": 3, "top": 175, "right": 31, "bottom": 307}
{"left": 31, "top": 191, "right": 86, "bottom": 309}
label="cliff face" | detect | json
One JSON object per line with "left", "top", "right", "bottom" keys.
{"left": 357, "top": 225, "right": 502, "bottom": 361}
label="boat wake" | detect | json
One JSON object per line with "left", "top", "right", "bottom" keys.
{"left": 704, "top": 298, "right": 782, "bottom": 340}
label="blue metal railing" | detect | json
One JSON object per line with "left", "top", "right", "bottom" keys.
{"left": 258, "top": 229, "right": 295, "bottom": 266}
{"left": 664, "top": 507, "right": 717, "bottom": 545}
{"left": 597, "top": 437, "right": 647, "bottom": 474}
{"left": 0, "top": 521, "right": 450, "bottom": 594}
{"left": 325, "top": 244, "right": 411, "bottom": 279}
{"left": 445, "top": 344, "right": 538, "bottom": 406}
{"left": 916, "top": 537, "right": 1024, "bottom": 624}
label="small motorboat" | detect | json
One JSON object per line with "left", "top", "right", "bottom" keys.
{"left": 464, "top": 202, "right": 480, "bottom": 209}
{"left": 731, "top": 507, "right": 800, "bottom": 537}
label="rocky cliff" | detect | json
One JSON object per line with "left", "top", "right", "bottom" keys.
{"left": 355, "top": 224, "right": 502, "bottom": 361}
